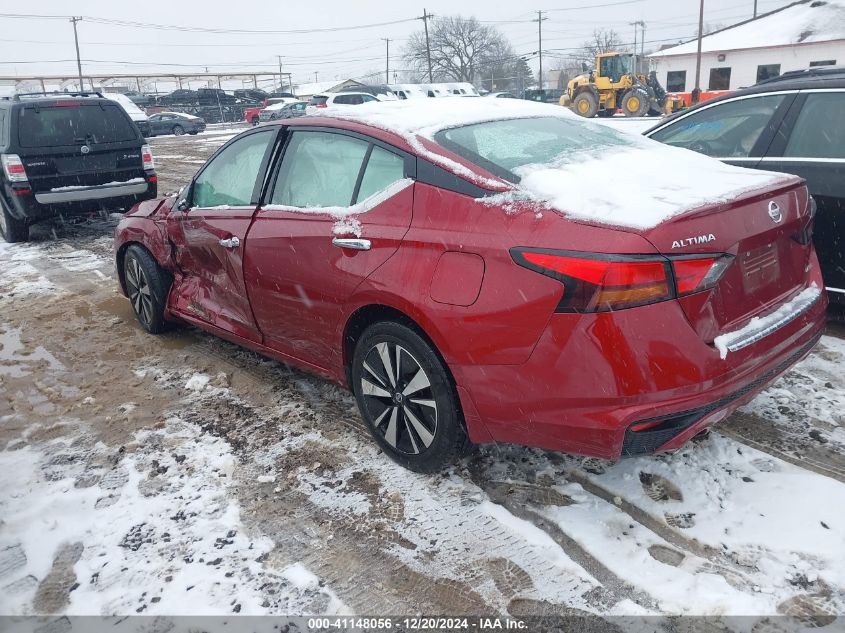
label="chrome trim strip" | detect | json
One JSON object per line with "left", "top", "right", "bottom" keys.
{"left": 826, "top": 286, "right": 845, "bottom": 294}
{"left": 724, "top": 290, "right": 822, "bottom": 353}
{"left": 35, "top": 182, "right": 148, "bottom": 203}
{"left": 758, "top": 157, "right": 845, "bottom": 163}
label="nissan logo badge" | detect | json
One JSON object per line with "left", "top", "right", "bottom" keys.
{"left": 80, "top": 145, "right": 91, "bottom": 155}
{"left": 768, "top": 201, "right": 783, "bottom": 224}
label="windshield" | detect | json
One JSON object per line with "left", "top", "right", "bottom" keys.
{"left": 17, "top": 103, "right": 137, "bottom": 147}
{"left": 599, "top": 54, "right": 633, "bottom": 81}
{"left": 433, "top": 116, "right": 635, "bottom": 181}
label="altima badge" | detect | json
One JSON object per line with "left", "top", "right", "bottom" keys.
{"left": 768, "top": 201, "right": 783, "bottom": 224}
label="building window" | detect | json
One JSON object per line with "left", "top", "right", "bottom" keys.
{"left": 708, "top": 67, "right": 732, "bottom": 90}
{"left": 666, "top": 70, "right": 686, "bottom": 92}
{"left": 809, "top": 60, "right": 836, "bottom": 67}
{"left": 756, "top": 64, "right": 781, "bottom": 82}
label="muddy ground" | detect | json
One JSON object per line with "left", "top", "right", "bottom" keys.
{"left": 2, "top": 125, "right": 845, "bottom": 626}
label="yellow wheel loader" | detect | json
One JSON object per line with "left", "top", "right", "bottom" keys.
{"left": 561, "top": 52, "right": 685, "bottom": 118}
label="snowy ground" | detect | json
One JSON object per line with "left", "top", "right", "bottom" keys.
{"left": 1, "top": 127, "right": 845, "bottom": 627}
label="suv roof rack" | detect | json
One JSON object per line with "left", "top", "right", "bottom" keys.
{"left": 4, "top": 91, "right": 105, "bottom": 101}
{"left": 757, "top": 65, "right": 845, "bottom": 85}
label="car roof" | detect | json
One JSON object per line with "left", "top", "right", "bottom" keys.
{"left": 647, "top": 67, "right": 845, "bottom": 133}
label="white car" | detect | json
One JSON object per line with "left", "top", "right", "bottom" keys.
{"left": 306, "top": 92, "right": 379, "bottom": 111}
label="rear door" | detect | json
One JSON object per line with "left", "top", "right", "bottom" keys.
{"left": 167, "top": 127, "right": 279, "bottom": 342}
{"left": 244, "top": 128, "right": 414, "bottom": 369}
{"left": 757, "top": 89, "right": 845, "bottom": 298}
{"left": 16, "top": 101, "right": 144, "bottom": 192}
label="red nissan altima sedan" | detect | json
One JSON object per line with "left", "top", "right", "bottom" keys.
{"left": 114, "top": 99, "right": 827, "bottom": 472}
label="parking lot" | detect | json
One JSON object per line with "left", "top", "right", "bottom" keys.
{"left": 1, "top": 123, "right": 844, "bottom": 624}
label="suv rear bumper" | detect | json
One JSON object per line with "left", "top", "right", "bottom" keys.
{"left": 4, "top": 175, "right": 157, "bottom": 222}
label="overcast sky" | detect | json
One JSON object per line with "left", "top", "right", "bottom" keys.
{"left": 0, "top": 0, "right": 793, "bottom": 89}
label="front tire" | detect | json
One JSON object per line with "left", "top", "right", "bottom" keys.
{"left": 172, "top": 124, "right": 185, "bottom": 136}
{"left": 621, "top": 89, "right": 650, "bottom": 117}
{"left": 0, "top": 198, "right": 29, "bottom": 243}
{"left": 123, "top": 245, "right": 171, "bottom": 334}
{"left": 573, "top": 92, "right": 598, "bottom": 118}
{"left": 352, "top": 321, "right": 469, "bottom": 473}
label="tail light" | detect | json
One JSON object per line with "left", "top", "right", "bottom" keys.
{"left": 512, "top": 248, "right": 732, "bottom": 313}
{"left": 317, "top": 103, "right": 328, "bottom": 108}
{"left": 141, "top": 144, "right": 155, "bottom": 171}
{"left": 1, "top": 154, "right": 28, "bottom": 183}
{"left": 792, "top": 196, "right": 816, "bottom": 246}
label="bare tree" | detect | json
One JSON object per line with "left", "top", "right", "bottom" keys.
{"left": 403, "top": 16, "right": 512, "bottom": 83}
{"left": 579, "top": 29, "right": 627, "bottom": 63}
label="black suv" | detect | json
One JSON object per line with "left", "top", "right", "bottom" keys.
{"left": 645, "top": 66, "right": 845, "bottom": 307}
{"left": 0, "top": 92, "right": 157, "bottom": 242}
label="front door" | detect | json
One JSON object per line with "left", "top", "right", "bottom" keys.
{"left": 243, "top": 129, "right": 413, "bottom": 370}
{"left": 167, "top": 127, "right": 279, "bottom": 342}
{"left": 759, "top": 90, "right": 845, "bottom": 299}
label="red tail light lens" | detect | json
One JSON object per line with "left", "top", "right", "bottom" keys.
{"left": 513, "top": 249, "right": 672, "bottom": 312}
{"left": 317, "top": 103, "right": 328, "bottom": 108}
{"left": 141, "top": 144, "right": 155, "bottom": 171}
{"left": 1, "top": 154, "right": 28, "bottom": 183}
{"left": 672, "top": 256, "right": 731, "bottom": 296}
{"left": 513, "top": 249, "right": 733, "bottom": 312}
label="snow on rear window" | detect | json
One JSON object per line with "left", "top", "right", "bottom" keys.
{"left": 18, "top": 103, "right": 136, "bottom": 148}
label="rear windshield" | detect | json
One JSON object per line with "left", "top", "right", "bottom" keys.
{"left": 17, "top": 103, "right": 137, "bottom": 148}
{"left": 433, "top": 116, "right": 633, "bottom": 181}
{"left": 309, "top": 96, "right": 329, "bottom": 106}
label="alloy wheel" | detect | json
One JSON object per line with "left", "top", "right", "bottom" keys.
{"left": 359, "top": 342, "right": 438, "bottom": 455}
{"left": 125, "top": 257, "right": 153, "bottom": 327}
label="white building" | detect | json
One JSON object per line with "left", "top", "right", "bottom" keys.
{"left": 649, "top": 0, "right": 845, "bottom": 93}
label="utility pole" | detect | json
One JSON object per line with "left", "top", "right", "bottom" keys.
{"left": 694, "top": 0, "right": 705, "bottom": 101}
{"left": 421, "top": 9, "right": 434, "bottom": 82}
{"left": 382, "top": 38, "right": 390, "bottom": 84}
{"left": 314, "top": 71, "right": 318, "bottom": 83}
{"left": 277, "top": 55, "right": 284, "bottom": 92}
{"left": 535, "top": 11, "right": 548, "bottom": 90}
{"left": 753, "top": 0, "right": 758, "bottom": 18}
{"left": 630, "top": 20, "right": 645, "bottom": 73}
{"left": 70, "top": 17, "right": 83, "bottom": 92}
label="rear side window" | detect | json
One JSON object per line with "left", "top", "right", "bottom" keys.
{"left": 17, "top": 103, "right": 137, "bottom": 147}
{"left": 309, "top": 96, "right": 329, "bottom": 106}
{"left": 783, "top": 93, "right": 845, "bottom": 159}
{"left": 356, "top": 146, "right": 405, "bottom": 201}
{"left": 270, "top": 131, "right": 369, "bottom": 207}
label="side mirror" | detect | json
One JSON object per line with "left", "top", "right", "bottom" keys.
{"left": 175, "top": 184, "right": 192, "bottom": 212}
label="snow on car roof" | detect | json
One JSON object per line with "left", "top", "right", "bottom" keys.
{"left": 315, "top": 98, "right": 796, "bottom": 230}
{"left": 651, "top": 0, "right": 845, "bottom": 56}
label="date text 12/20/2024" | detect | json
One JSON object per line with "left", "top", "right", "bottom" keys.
{"left": 306, "top": 617, "right": 527, "bottom": 630}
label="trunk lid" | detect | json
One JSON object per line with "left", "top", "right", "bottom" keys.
{"left": 640, "top": 180, "right": 813, "bottom": 342}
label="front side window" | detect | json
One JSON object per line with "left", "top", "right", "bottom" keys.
{"left": 783, "top": 93, "right": 845, "bottom": 159}
{"left": 649, "top": 94, "right": 786, "bottom": 158}
{"left": 756, "top": 64, "right": 781, "bottom": 82}
{"left": 193, "top": 130, "right": 275, "bottom": 208}
{"left": 270, "top": 132, "right": 369, "bottom": 207}
{"left": 709, "top": 67, "right": 732, "bottom": 90}
{"left": 667, "top": 71, "right": 686, "bottom": 92}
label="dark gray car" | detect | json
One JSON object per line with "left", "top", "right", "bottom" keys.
{"left": 645, "top": 67, "right": 845, "bottom": 308}
{"left": 147, "top": 112, "right": 206, "bottom": 136}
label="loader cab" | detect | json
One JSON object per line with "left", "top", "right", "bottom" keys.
{"left": 597, "top": 53, "right": 634, "bottom": 85}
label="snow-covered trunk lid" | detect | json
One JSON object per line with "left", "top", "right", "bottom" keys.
{"left": 641, "top": 182, "right": 814, "bottom": 343}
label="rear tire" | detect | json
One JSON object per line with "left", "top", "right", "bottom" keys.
{"left": 352, "top": 321, "right": 469, "bottom": 473}
{"left": 573, "top": 92, "right": 599, "bottom": 118}
{"left": 172, "top": 125, "right": 185, "bottom": 136}
{"left": 123, "top": 244, "right": 171, "bottom": 334}
{"left": 0, "top": 198, "right": 29, "bottom": 243}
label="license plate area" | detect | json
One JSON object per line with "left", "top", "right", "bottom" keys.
{"left": 741, "top": 242, "right": 780, "bottom": 293}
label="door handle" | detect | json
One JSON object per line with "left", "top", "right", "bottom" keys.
{"left": 219, "top": 236, "right": 240, "bottom": 248}
{"left": 332, "top": 238, "right": 371, "bottom": 251}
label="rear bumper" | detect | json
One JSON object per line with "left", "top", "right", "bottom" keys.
{"left": 5, "top": 176, "right": 157, "bottom": 222}
{"left": 454, "top": 258, "right": 828, "bottom": 460}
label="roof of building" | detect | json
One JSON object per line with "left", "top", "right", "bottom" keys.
{"left": 650, "top": 0, "right": 845, "bottom": 57}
